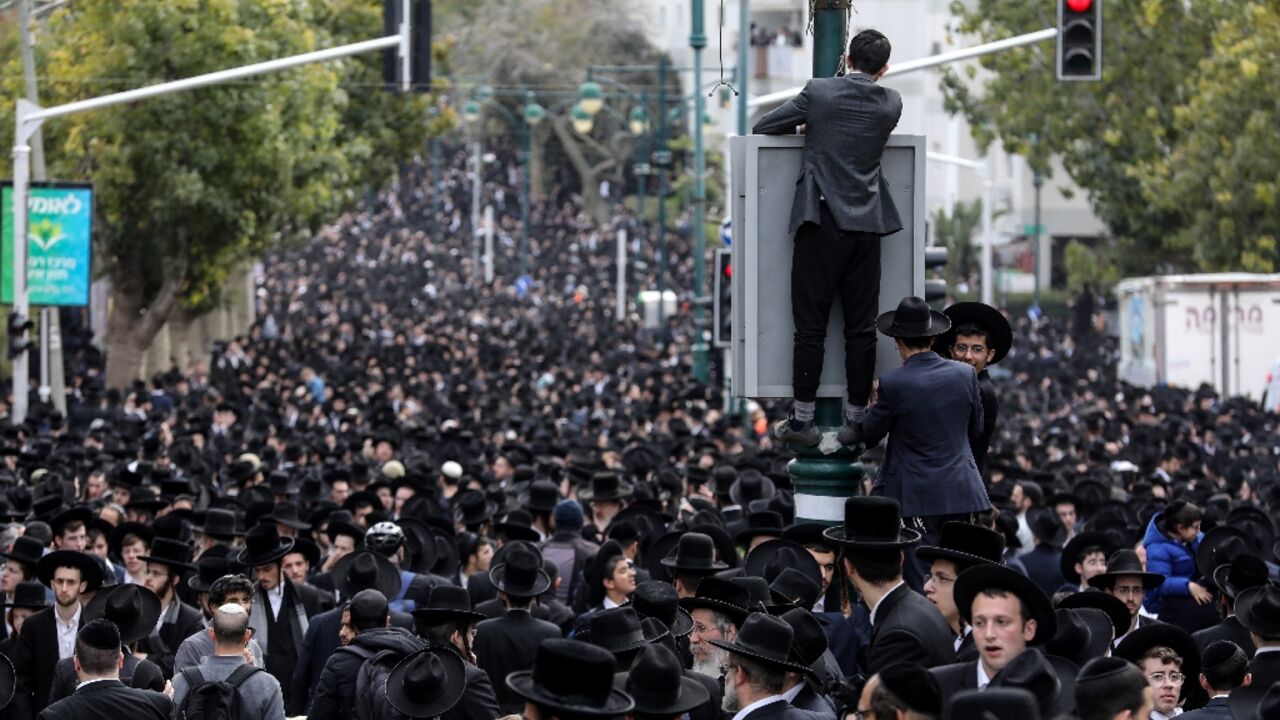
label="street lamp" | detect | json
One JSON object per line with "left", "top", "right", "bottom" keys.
{"left": 578, "top": 81, "right": 604, "bottom": 116}
{"left": 462, "top": 100, "right": 481, "bottom": 124}
{"left": 628, "top": 106, "right": 650, "bottom": 136}
{"left": 523, "top": 99, "right": 545, "bottom": 127}
{"left": 571, "top": 104, "right": 594, "bottom": 134}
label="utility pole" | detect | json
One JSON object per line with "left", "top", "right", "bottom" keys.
{"left": 690, "top": 0, "right": 710, "bottom": 383}
{"left": 471, "top": 136, "right": 482, "bottom": 285}
{"left": 655, "top": 58, "right": 668, "bottom": 325}
{"left": 737, "top": 0, "right": 749, "bottom": 136}
{"left": 1030, "top": 132, "right": 1043, "bottom": 310}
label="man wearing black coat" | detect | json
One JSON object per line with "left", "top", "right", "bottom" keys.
{"left": 308, "top": 590, "right": 422, "bottom": 720}
{"left": 132, "top": 539, "right": 204, "bottom": 678}
{"left": 412, "top": 585, "right": 501, "bottom": 720}
{"left": 1191, "top": 555, "right": 1267, "bottom": 657}
{"left": 822, "top": 497, "right": 955, "bottom": 676}
{"left": 937, "top": 302, "right": 1012, "bottom": 479}
{"left": 1235, "top": 585, "right": 1280, "bottom": 687}
{"left": 36, "top": 620, "right": 172, "bottom": 720}
{"left": 712, "top": 614, "right": 820, "bottom": 720}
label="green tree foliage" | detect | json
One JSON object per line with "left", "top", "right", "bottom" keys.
{"left": 0, "top": 0, "right": 445, "bottom": 385}
{"left": 1063, "top": 240, "right": 1118, "bottom": 292}
{"left": 940, "top": 0, "right": 1277, "bottom": 275}
{"left": 931, "top": 199, "right": 982, "bottom": 290}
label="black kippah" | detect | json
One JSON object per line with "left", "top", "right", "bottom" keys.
{"left": 1078, "top": 656, "right": 1131, "bottom": 682}
{"left": 1201, "top": 640, "right": 1244, "bottom": 671}
{"left": 78, "top": 618, "right": 121, "bottom": 650}
{"left": 878, "top": 663, "right": 942, "bottom": 716}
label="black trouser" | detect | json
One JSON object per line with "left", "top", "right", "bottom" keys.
{"left": 790, "top": 203, "right": 881, "bottom": 404}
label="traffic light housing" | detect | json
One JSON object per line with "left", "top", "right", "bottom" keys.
{"left": 1057, "top": 0, "right": 1102, "bottom": 81}
{"left": 383, "top": 0, "right": 432, "bottom": 92}
{"left": 924, "top": 246, "right": 948, "bottom": 303}
{"left": 8, "top": 312, "right": 33, "bottom": 359}
{"left": 713, "top": 248, "right": 732, "bottom": 348}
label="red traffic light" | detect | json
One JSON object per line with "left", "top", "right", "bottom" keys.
{"left": 1066, "top": 0, "right": 1092, "bottom": 11}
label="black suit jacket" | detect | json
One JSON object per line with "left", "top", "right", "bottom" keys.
{"left": 790, "top": 681, "right": 837, "bottom": 720}
{"left": 863, "top": 584, "right": 956, "bottom": 675}
{"left": 474, "top": 596, "right": 553, "bottom": 621}
{"left": 861, "top": 353, "right": 990, "bottom": 518}
{"left": 739, "top": 697, "right": 824, "bottom": 720}
{"left": 972, "top": 372, "right": 998, "bottom": 477}
{"left": 35, "top": 679, "right": 171, "bottom": 720}
{"left": 929, "top": 660, "right": 978, "bottom": 705}
{"left": 1179, "top": 696, "right": 1232, "bottom": 720}
{"left": 1191, "top": 616, "right": 1255, "bottom": 657}
{"left": 134, "top": 600, "right": 205, "bottom": 679}
{"left": 474, "top": 609, "right": 563, "bottom": 714}
{"left": 1248, "top": 650, "right": 1280, "bottom": 688}
{"left": 441, "top": 661, "right": 502, "bottom": 720}
{"left": 752, "top": 74, "right": 903, "bottom": 236}
{"left": 289, "top": 603, "right": 415, "bottom": 713}
{"left": 47, "top": 654, "right": 164, "bottom": 703}
{"left": 1019, "top": 544, "right": 1066, "bottom": 599}
{"left": 12, "top": 606, "right": 83, "bottom": 720}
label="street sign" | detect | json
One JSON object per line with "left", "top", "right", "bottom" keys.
{"left": 1023, "top": 223, "right": 1045, "bottom": 236}
{"left": 651, "top": 150, "right": 673, "bottom": 167}
{"left": 634, "top": 163, "right": 652, "bottom": 176}
{"left": 1, "top": 182, "right": 93, "bottom": 306}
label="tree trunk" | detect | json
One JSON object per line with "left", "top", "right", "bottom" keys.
{"left": 104, "top": 264, "right": 187, "bottom": 390}
{"left": 168, "top": 307, "right": 194, "bottom": 372}
{"left": 551, "top": 116, "right": 607, "bottom": 223}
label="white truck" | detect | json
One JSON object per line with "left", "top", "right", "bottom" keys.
{"left": 1115, "top": 273, "right": 1280, "bottom": 407}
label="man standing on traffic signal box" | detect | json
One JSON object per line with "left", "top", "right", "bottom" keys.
{"left": 752, "top": 30, "right": 903, "bottom": 446}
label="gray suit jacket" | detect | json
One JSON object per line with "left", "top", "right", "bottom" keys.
{"left": 752, "top": 73, "right": 903, "bottom": 236}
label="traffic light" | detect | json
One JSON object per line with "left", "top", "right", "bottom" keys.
{"left": 1057, "top": 0, "right": 1102, "bottom": 81}
{"left": 713, "top": 248, "right": 732, "bottom": 348}
{"left": 383, "top": 0, "right": 432, "bottom": 92}
{"left": 924, "top": 246, "right": 948, "bottom": 303}
{"left": 7, "top": 312, "right": 33, "bottom": 359}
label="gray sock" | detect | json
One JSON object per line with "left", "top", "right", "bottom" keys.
{"left": 845, "top": 401, "right": 866, "bottom": 424}
{"left": 793, "top": 401, "right": 816, "bottom": 423}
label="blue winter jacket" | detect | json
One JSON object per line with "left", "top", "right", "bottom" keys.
{"left": 1142, "top": 513, "right": 1202, "bottom": 614}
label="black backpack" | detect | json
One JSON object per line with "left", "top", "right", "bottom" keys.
{"left": 352, "top": 648, "right": 410, "bottom": 720}
{"left": 177, "top": 664, "right": 263, "bottom": 720}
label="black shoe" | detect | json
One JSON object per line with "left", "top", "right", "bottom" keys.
{"left": 836, "top": 420, "right": 862, "bottom": 447}
{"left": 774, "top": 416, "right": 821, "bottom": 447}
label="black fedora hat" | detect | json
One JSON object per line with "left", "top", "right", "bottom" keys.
{"left": 943, "top": 688, "right": 1040, "bottom": 720}
{"left": 507, "top": 639, "right": 635, "bottom": 718}
{"left": 83, "top": 584, "right": 162, "bottom": 644}
{"left": 266, "top": 502, "right": 312, "bottom": 531}
{"left": 494, "top": 510, "right": 542, "bottom": 544}
{"left": 745, "top": 539, "right": 822, "bottom": 589}
{"left": 35, "top": 548, "right": 106, "bottom": 591}
{"left": 0, "top": 580, "right": 50, "bottom": 610}
{"left": 452, "top": 490, "right": 498, "bottom": 526}
{"left": 709, "top": 612, "right": 806, "bottom": 672}
{"left": 412, "top": 585, "right": 486, "bottom": 627}
{"left": 578, "top": 472, "right": 635, "bottom": 503}
{"left": 734, "top": 511, "right": 786, "bottom": 547}
{"left": 1225, "top": 506, "right": 1276, "bottom": 562}
{"left": 331, "top": 550, "right": 402, "bottom": 601}
{"left": 0, "top": 653, "right": 12, "bottom": 713}
{"left": 628, "top": 580, "right": 694, "bottom": 637}
{"left": 616, "top": 644, "right": 709, "bottom": 717}
{"left": 266, "top": 471, "right": 299, "bottom": 497}
{"left": 235, "top": 524, "right": 295, "bottom": 567}
{"left": 876, "top": 296, "right": 952, "bottom": 339}
{"left": 988, "top": 648, "right": 1074, "bottom": 719}
{"left": 289, "top": 537, "right": 320, "bottom": 568}
{"left": 1114, "top": 622, "right": 1199, "bottom": 692}
{"left": 137, "top": 537, "right": 196, "bottom": 574}
{"left": 1071, "top": 608, "right": 1116, "bottom": 663}
{"left": 48, "top": 505, "right": 93, "bottom": 536}
{"left": 1195, "top": 526, "right": 1254, "bottom": 583}
{"left": 779, "top": 607, "right": 828, "bottom": 668}
{"left": 822, "top": 496, "right": 922, "bottom": 549}
{"left": 1235, "top": 583, "right": 1280, "bottom": 639}
{"left": 955, "top": 564, "right": 1057, "bottom": 645}
{"left": 679, "top": 576, "right": 751, "bottom": 627}
{"left": 916, "top": 522, "right": 1006, "bottom": 570}
{"left": 1056, "top": 590, "right": 1130, "bottom": 643}
{"left": 395, "top": 518, "right": 441, "bottom": 576}
{"left": 661, "top": 532, "right": 729, "bottom": 573}
{"left": 489, "top": 543, "right": 551, "bottom": 598}
{"left": 186, "top": 556, "right": 234, "bottom": 594}
{"left": 588, "top": 607, "right": 650, "bottom": 655}
{"left": 125, "top": 486, "right": 168, "bottom": 513}
{"left": 0, "top": 535, "right": 45, "bottom": 572}
{"left": 1027, "top": 507, "right": 1066, "bottom": 548}
{"left": 385, "top": 646, "right": 467, "bottom": 719}
{"left": 1212, "top": 555, "right": 1270, "bottom": 601}
{"left": 108, "top": 522, "right": 156, "bottom": 559}
{"left": 1059, "top": 531, "right": 1119, "bottom": 585}
{"left": 1229, "top": 683, "right": 1280, "bottom": 720}
{"left": 517, "top": 479, "right": 561, "bottom": 513}
{"left": 1044, "top": 608, "right": 1094, "bottom": 669}
{"left": 767, "top": 568, "right": 822, "bottom": 614}
{"left": 939, "top": 302, "right": 1013, "bottom": 364}
{"left": 729, "top": 471, "right": 776, "bottom": 508}
{"left": 1086, "top": 549, "right": 1164, "bottom": 591}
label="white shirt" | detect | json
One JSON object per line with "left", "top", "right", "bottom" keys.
{"left": 954, "top": 626, "right": 971, "bottom": 653}
{"left": 976, "top": 660, "right": 992, "bottom": 691}
{"left": 869, "top": 582, "right": 905, "bottom": 626}
{"left": 155, "top": 602, "right": 173, "bottom": 634}
{"left": 731, "top": 695, "right": 786, "bottom": 720}
{"left": 56, "top": 603, "right": 83, "bottom": 660}
{"left": 1150, "top": 708, "right": 1183, "bottom": 720}
{"left": 602, "top": 596, "right": 621, "bottom": 610}
{"left": 781, "top": 681, "right": 807, "bottom": 704}
{"left": 75, "top": 678, "right": 115, "bottom": 691}
{"left": 267, "top": 583, "right": 285, "bottom": 619}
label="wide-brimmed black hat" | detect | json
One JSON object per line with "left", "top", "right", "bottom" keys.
{"left": 1028, "top": 508, "right": 1067, "bottom": 548}
{"left": 1071, "top": 608, "right": 1116, "bottom": 663}
{"left": 879, "top": 664, "right": 943, "bottom": 717}
{"left": 266, "top": 471, "right": 299, "bottom": 497}
{"left": 1114, "top": 622, "right": 1200, "bottom": 694}
{"left": 518, "top": 479, "right": 561, "bottom": 513}
{"left": 734, "top": 511, "right": 786, "bottom": 547}
{"left": 745, "top": 539, "right": 822, "bottom": 591}
{"left": 767, "top": 568, "right": 822, "bottom": 614}
{"left": 36, "top": 549, "right": 106, "bottom": 591}
{"left": 916, "top": 522, "right": 1006, "bottom": 570}
{"left": 956, "top": 564, "right": 1056, "bottom": 645}
{"left": 779, "top": 607, "right": 828, "bottom": 669}
{"left": 412, "top": 585, "right": 486, "bottom": 627}
{"left": 236, "top": 524, "right": 295, "bottom": 567}
{"left": 0, "top": 580, "right": 49, "bottom": 610}
{"left": 84, "top": 584, "right": 162, "bottom": 644}
{"left": 108, "top": 521, "right": 156, "bottom": 559}
{"left": 452, "top": 490, "right": 498, "bottom": 526}
{"left": 489, "top": 543, "right": 551, "bottom": 598}
{"left": 939, "top": 302, "right": 1013, "bottom": 364}
{"left": 290, "top": 537, "right": 320, "bottom": 568}
{"left": 137, "top": 537, "right": 196, "bottom": 574}
{"left": 988, "top": 648, "right": 1074, "bottom": 719}
{"left": 1212, "top": 555, "right": 1270, "bottom": 601}
{"left": 1086, "top": 549, "right": 1164, "bottom": 591}
{"left": 876, "top": 296, "right": 951, "bottom": 339}
{"left": 331, "top": 550, "right": 402, "bottom": 601}
{"left": 780, "top": 522, "right": 836, "bottom": 553}
{"left": 385, "top": 646, "right": 466, "bottom": 719}
{"left": 616, "top": 644, "right": 709, "bottom": 716}
{"left": 1226, "top": 506, "right": 1276, "bottom": 562}
{"left": 325, "top": 513, "right": 365, "bottom": 545}
{"left": 0, "top": 652, "right": 13, "bottom": 713}
{"left": 578, "top": 472, "right": 634, "bottom": 503}
{"left": 1044, "top": 609, "right": 1094, "bottom": 669}
{"left": 1195, "top": 526, "right": 1254, "bottom": 584}
{"left": 944, "top": 688, "right": 1039, "bottom": 720}
{"left": 494, "top": 510, "right": 542, "bottom": 544}
{"left": 823, "top": 496, "right": 921, "bottom": 549}
{"left": 125, "top": 486, "right": 168, "bottom": 513}
{"left": 0, "top": 535, "right": 45, "bottom": 572}
{"left": 1229, "top": 683, "right": 1280, "bottom": 720}
{"left": 507, "top": 639, "right": 635, "bottom": 718}
{"left": 48, "top": 505, "right": 93, "bottom": 537}
{"left": 266, "top": 502, "right": 312, "bottom": 531}
{"left": 709, "top": 612, "right": 806, "bottom": 672}
{"left": 1059, "top": 531, "right": 1119, "bottom": 585}
{"left": 679, "top": 576, "right": 751, "bottom": 626}
{"left": 628, "top": 581, "right": 693, "bottom": 637}
{"left": 1056, "top": 590, "right": 1130, "bottom": 642}
{"left": 660, "top": 532, "right": 728, "bottom": 573}
{"left": 186, "top": 556, "right": 235, "bottom": 594}
{"left": 1235, "top": 583, "right": 1280, "bottom": 639}
{"left": 588, "top": 607, "right": 650, "bottom": 654}
{"left": 729, "top": 471, "right": 775, "bottom": 508}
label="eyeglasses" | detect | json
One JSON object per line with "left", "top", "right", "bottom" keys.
{"left": 719, "top": 663, "right": 737, "bottom": 678}
{"left": 852, "top": 708, "right": 875, "bottom": 720}
{"left": 951, "top": 343, "right": 988, "bottom": 356}
{"left": 1147, "top": 671, "right": 1184, "bottom": 685}
{"left": 692, "top": 623, "right": 719, "bottom": 637}
{"left": 925, "top": 572, "right": 957, "bottom": 586}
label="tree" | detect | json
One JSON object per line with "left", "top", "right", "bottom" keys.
{"left": 940, "top": 0, "right": 1260, "bottom": 276}
{"left": 931, "top": 199, "right": 982, "bottom": 291}
{"left": 0, "top": 0, "right": 443, "bottom": 387}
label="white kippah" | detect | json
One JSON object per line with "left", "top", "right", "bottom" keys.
{"left": 441, "top": 461, "right": 463, "bottom": 480}
{"left": 218, "top": 603, "right": 247, "bottom": 616}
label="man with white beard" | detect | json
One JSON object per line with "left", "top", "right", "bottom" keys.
{"left": 708, "top": 613, "right": 814, "bottom": 720}
{"left": 678, "top": 577, "right": 749, "bottom": 679}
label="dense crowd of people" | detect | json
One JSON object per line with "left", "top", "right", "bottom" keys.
{"left": 0, "top": 136, "right": 1277, "bottom": 720}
